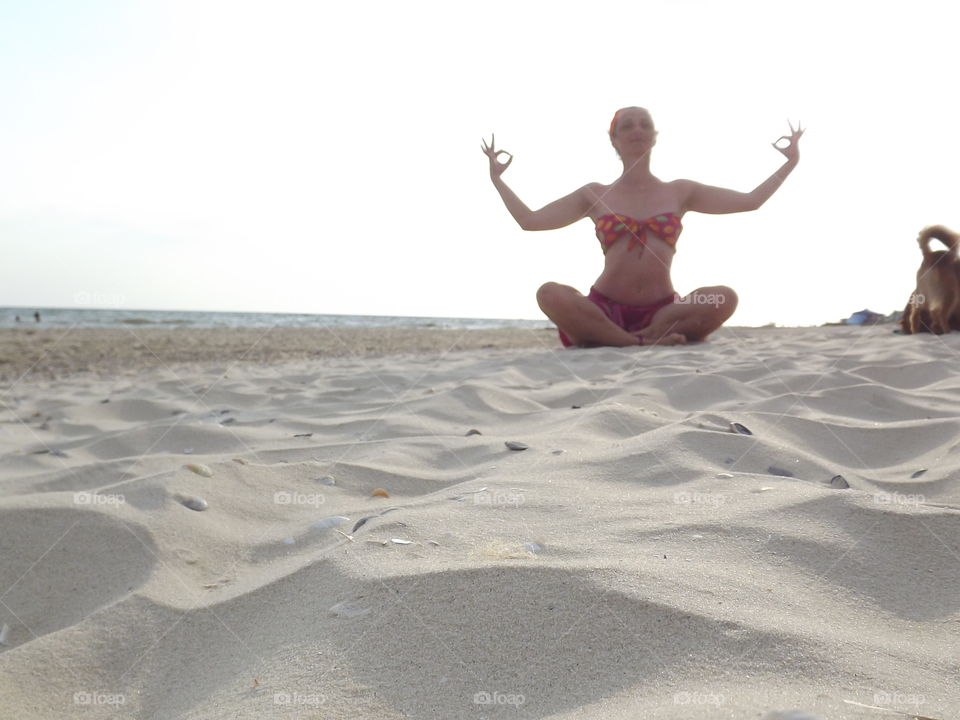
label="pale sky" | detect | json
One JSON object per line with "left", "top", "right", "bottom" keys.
{"left": 2, "top": 0, "right": 959, "bottom": 326}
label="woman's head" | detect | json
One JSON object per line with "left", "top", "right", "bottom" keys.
{"left": 609, "top": 107, "right": 657, "bottom": 159}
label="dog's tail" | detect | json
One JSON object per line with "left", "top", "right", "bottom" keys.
{"left": 918, "top": 224, "right": 960, "bottom": 258}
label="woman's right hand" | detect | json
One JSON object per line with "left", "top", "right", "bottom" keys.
{"left": 481, "top": 134, "right": 513, "bottom": 181}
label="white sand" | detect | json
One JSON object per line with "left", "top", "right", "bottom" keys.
{"left": 0, "top": 325, "right": 958, "bottom": 719}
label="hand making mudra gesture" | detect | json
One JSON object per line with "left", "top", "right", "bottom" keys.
{"left": 482, "top": 109, "right": 803, "bottom": 347}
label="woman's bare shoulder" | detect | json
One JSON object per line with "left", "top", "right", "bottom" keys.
{"left": 582, "top": 182, "right": 608, "bottom": 201}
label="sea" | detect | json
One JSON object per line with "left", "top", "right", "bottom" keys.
{"left": 0, "top": 307, "right": 552, "bottom": 331}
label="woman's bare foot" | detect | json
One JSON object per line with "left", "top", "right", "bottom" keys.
{"left": 636, "top": 331, "right": 687, "bottom": 346}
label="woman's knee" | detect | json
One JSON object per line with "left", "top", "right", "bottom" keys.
{"left": 536, "top": 282, "right": 577, "bottom": 312}
{"left": 715, "top": 286, "right": 738, "bottom": 316}
{"left": 693, "top": 285, "right": 738, "bottom": 318}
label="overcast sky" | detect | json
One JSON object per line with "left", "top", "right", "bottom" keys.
{"left": 2, "top": 0, "right": 959, "bottom": 325}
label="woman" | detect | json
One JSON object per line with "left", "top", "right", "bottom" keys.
{"left": 482, "top": 107, "right": 803, "bottom": 347}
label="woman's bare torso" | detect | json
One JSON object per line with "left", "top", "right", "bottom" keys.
{"left": 585, "top": 179, "right": 686, "bottom": 305}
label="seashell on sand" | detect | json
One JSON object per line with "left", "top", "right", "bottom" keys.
{"left": 352, "top": 516, "right": 375, "bottom": 533}
{"left": 184, "top": 463, "right": 214, "bottom": 477}
{"left": 829, "top": 474, "right": 850, "bottom": 489}
{"left": 505, "top": 441, "right": 529, "bottom": 451}
{"left": 311, "top": 516, "right": 349, "bottom": 530}
{"left": 767, "top": 466, "right": 794, "bottom": 478}
{"left": 729, "top": 422, "right": 752, "bottom": 435}
{"left": 329, "top": 601, "right": 370, "bottom": 618}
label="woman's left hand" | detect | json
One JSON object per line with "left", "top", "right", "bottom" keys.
{"left": 772, "top": 121, "right": 804, "bottom": 163}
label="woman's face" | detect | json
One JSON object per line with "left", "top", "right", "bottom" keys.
{"left": 611, "top": 107, "right": 657, "bottom": 157}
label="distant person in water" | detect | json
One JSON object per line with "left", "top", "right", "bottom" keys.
{"left": 482, "top": 107, "right": 803, "bottom": 347}
{"left": 34, "top": 311, "right": 41, "bottom": 322}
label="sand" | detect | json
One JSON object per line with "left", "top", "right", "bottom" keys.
{"left": 0, "top": 327, "right": 557, "bottom": 382}
{"left": 0, "top": 324, "right": 958, "bottom": 719}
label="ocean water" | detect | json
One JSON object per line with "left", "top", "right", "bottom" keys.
{"left": 0, "top": 307, "right": 552, "bottom": 331}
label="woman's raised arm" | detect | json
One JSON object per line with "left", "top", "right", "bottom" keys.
{"left": 482, "top": 135, "right": 594, "bottom": 231}
{"left": 680, "top": 122, "right": 804, "bottom": 215}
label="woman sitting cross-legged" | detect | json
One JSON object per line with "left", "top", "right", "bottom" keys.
{"left": 482, "top": 107, "right": 803, "bottom": 347}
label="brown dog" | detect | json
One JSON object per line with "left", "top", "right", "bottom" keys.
{"left": 905, "top": 225, "right": 960, "bottom": 334}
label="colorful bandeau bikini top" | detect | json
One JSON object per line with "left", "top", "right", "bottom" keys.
{"left": 594, "top": 212, "right": 683, "bottom": 255}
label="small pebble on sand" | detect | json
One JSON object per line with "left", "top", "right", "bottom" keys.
{"left": 178, "top": 496, "right": 208, "bottom": 511}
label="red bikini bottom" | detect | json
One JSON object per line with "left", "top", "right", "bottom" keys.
{"left": 558, "top": 286, "right": 676, "bottom": 348}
